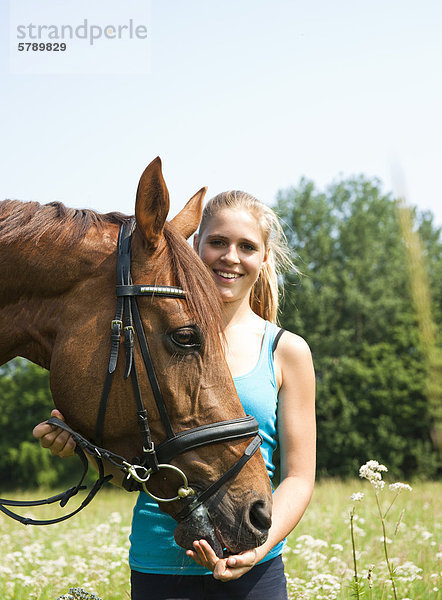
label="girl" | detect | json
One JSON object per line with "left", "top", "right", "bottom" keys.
{"left": 34, "top": 191, "right": 316, "bottom": 600}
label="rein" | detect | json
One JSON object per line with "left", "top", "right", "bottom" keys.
{"left": 0, "top": 220, "right": 262, "bottom": 525}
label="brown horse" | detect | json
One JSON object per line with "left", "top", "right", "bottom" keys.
{"left": 0, "top": 157, "right": 272, "bottom": 556}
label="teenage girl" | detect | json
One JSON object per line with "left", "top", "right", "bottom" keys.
{"left": 34, "top": 190, "right": 316, "bottom": 600}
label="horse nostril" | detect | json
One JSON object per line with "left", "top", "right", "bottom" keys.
{"left": 249, "top": 500, "right": 272, "bottom": 532}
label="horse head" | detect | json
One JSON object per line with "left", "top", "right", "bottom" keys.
{"left": 0, "top": 158, "right": 272, "bottom": 556}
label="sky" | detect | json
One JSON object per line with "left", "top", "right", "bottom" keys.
{"left": 1, "top": 0, "right": 441, "bottom": 226}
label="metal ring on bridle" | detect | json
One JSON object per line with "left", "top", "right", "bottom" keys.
{"left": 126, "top": 463, "right": 195, "bottom": 503}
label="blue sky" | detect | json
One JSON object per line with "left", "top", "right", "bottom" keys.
{"left": 1, "top": 0, "right": 441, "bottom": 226}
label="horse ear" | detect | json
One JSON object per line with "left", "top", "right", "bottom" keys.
{"left": 135, "top": 157, "right": 170, "bottom": 248}
{"left": 170, "top": 187, "right": 207, "bottom": 239}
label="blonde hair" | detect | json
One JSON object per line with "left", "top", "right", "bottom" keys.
{"left": 198, "top": 191, "right": 296, "bottom": 323}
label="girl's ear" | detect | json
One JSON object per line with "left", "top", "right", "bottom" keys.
{"left": 193, "top": 233, "right": 200, "bottom": 253}
{"left": 262, "top": 247, "right": 271, "bottom": 265}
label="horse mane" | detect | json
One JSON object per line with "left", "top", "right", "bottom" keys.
{"left": 0, "top": 199, "right": 129, "bottom": 246}
{"left": 0, "top": 199, "right": 224, "bottom": 348}
{"left": 162, "top": 224, "right": 224, "bottom": 349}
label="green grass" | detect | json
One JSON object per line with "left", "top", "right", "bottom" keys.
{"left": 0, "top": 480, "right": 440, "bottom": 599}
{"left": 283, "top": 479, "right": 441, "bottom": 599}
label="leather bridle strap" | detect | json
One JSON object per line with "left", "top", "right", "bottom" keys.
{"left": 130, "top": 295, "right": 176, "bottom": 440}
{"left": 94, "top": 219, "right": 181, "bottom": 459}
{"left": 0, "top": 440, "right": 112, "bottom": 525}
{"left": 117, "top": 285, "right": 186, "bottom": 298}
{"left": 175, "top": 434, "right": 262, "bottom": 522}
{"left": 155, "top": 415, "right": 259, "bottom": 463}
{"left": 94, "top": 220, "right": 134, "bottom": 447}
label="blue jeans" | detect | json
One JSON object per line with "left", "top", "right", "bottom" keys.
{"left": 131, "top": 555, "right": 288, "bottom": 600}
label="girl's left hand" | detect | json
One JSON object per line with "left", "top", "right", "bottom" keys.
{"left": 186, "top": 540, "right": 258, "bottom": 581}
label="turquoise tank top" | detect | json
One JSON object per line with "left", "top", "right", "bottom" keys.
{"left": 129, "top": 321, "right": 284, "bottom": 574}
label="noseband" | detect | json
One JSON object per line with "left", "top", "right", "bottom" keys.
{"left": 0, "top": 220, "right": 262, "bottom": 525}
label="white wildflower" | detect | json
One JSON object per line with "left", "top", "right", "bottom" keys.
{"left": 109, "top": 511, "right": 122, "bottom": 524}
{"left": 414, "top": 525, "right": 434, "bottom": 541}
{"left": 389, "top": 482, "right": 412, "bottom": 492}
{"left": 329, "top": 556, "right": 347, "bottom": 569}
{"left": 304, "top": 573, "right": 341, "bottom": 599}
{"left": 295, "top": 534, "right": 329, "bottom": 549}
{"left": 361, "top": 459, "right": 388, "bottom": 473}
{"left": 350, "top": 492, "right": 364, "bottom": 502}
{"left": 350, "top": 522, "right": 367, "bottom": 537}
{"left": 394, "top": 561, "right": 423, "bottom": 583}
{"left": 331, "top": 543, "right": 344, "bottom": 552}
{"left": 359, "top": 460, "right": 388, "bottom": 489}
{"left": 5, "top": 581, "right": 15, "bottom": 594}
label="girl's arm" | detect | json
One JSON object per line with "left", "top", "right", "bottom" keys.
{"left": 188, "top": 331, "right": 316, "bottom": 580}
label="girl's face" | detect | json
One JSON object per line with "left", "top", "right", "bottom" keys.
{"left": 194, "top": 208, "right": 269, "bottom": 305}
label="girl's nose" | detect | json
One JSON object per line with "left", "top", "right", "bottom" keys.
{"left": 221, "top": 244, "right": 240, "bottom": 264}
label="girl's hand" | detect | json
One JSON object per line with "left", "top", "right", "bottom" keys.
{"left": 186, "top": 539, "right": 258, "bottom": 581}
{"left": 32, "top": 409, "right": 76, "bottom": 458}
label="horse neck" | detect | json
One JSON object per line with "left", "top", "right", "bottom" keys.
{"left": 0, "top": 227, "right": 118, "bottom": 368}
{"left": 0, "top": 234, "right": 108, "bottom": 300}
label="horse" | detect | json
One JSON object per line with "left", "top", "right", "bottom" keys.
{"left": 0, "top": 157, "right": 272, "bottom": 557}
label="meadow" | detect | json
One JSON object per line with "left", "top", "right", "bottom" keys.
{"left": 0, "top": 478, "right": 440, "bottom": 600}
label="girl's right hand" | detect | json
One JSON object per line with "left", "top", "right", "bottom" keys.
{"left": 32, "top": 409, "right": 76, "bottom": 458}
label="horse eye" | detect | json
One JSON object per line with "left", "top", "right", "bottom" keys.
{"left": 170, "top": 327, "right": 201, "bottom": 349}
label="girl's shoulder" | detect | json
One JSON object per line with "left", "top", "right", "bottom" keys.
{"left": 274, "top": 327, "right": 312, "bottom": 359}
{"left": 273, "top": 328, "right": 314, "bottom": 389}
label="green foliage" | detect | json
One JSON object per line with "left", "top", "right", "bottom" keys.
{"left": 276, "top": 175, "right": 441, "bottom": 479}
{"left": 0, "top": 358, "right": 88, "bottom": 489}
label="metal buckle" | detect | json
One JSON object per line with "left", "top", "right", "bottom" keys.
{"left": 143, "top": 442, "right": 155, "bottom": 454}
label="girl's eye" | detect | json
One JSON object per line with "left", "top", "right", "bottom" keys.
{"left": 170, "top": 327, "right": 201, "bottom": 349}
{"left": 209, "top": 239, "right": 224, "bottom": 246}
{"left": 242, "top": 243, "right": 257, "bottom": 252}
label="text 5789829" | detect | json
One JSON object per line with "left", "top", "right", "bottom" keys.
{"left": 18, "top": 43, "right": 67, "bottom": 52}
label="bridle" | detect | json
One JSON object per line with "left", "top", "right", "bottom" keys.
{"left": 0, "top": 219, "right": 262, "bottom": 525}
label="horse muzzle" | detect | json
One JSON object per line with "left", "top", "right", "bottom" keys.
{"left": 173, "top": 492, "right": 272, "bottom": 558}
{"left": 174, "top": 504, "right": 224, "bottom": 558}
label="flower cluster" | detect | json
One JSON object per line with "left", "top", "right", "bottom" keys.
{"left": 350, "top": 492, "right": 364, "bottom": 502}
{"left": 359, "top": 460, "right": 388, "bottom": 489}
{"left": 389, "top": 482, "right": 413, "bottom": 493}
{"left": 284, "top": 535, "right": 350, "bottom": 599}
{"left": 56, "top": 588, "right": 103, "bottom": 600}
{"left": 0, "top": 508, "right": 131, "bottom": 600}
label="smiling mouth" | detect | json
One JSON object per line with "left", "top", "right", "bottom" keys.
{"left": 214, "top": 270, "right": 243, "bottom": 280}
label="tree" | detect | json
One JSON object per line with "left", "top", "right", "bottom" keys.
{"left": 275, "top": 176, "right": 441, "bottom": 478}
{"left": 0, "top": 358, "right": 87, "bottom": 489}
